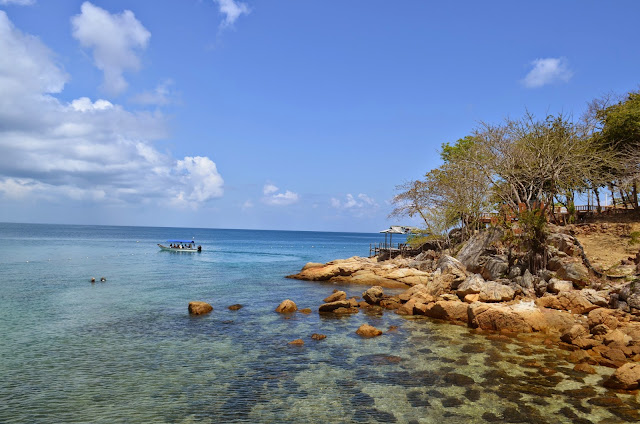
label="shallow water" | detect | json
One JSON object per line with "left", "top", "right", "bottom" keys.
{"left": 1, "top": 223, "right": 638, "bottom": 423}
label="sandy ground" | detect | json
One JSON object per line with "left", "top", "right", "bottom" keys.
{"left": 572, "top": 220, "right": 640, "bottom": 275}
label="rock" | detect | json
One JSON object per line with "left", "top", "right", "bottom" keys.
{"left": 571, "top": 337, "right": 601, "bottom": 349}
{"left": 318, "top": 300, "right": 351, "bottom": 313}
{"left": 90, "top": 277, "right": 95, "bottom": 283}
{"left": 481, "top": 255, "right": 509, "bottom": 281}
{"left": 228, "top": 304, "right": 243, "bottom": 311}
{"left": 456, "top": 274, "right": 515, "bottom": 302}
{"left": 288, "top": 339, "right": 304, "bottom": 346}
{"left": 332, "top": 307, "right": 359, "bottom": 314}
{"left": 573, "top": 363, "right": 597, "bottom": 374}
{"left": 398, "top": 284, "right": 435, "bottom": 304}
{"left": 286, "top": 257, "right": 375, "bottom": 281}
{"left": 188, "top": 301, "right": 213, "bottom": 315}
{"left": 301, "top": 262, "right": 324, "bottom": 271}
{"left": 456, "top": 227, "right": 503, "bottom": 273}
{"left": 356, "top": 324, "right": 383, "bottom": 338}
{"left": 604, "top": 329, "right": 632, "bottom": 346}
{"left": 468, "top": 301, "right": 548, "bottom": 333}
{"left": 331, "top": 270, "right": 408, "bottom": 288}
{"left": 436, "top": 254, "right": 467, "bottom": 275}
{"left": 380, "top": 298, "right": 402, "bottom": 310}
{"left": 424, "top": 272, "right": 456, "bottom": 296}
{"left": 603, "top": 363, "right": 640, "bottom": 389}
{"left": 464, "top": 294, "right": 480, "bottom": 303}
{"left": 362, "top": 286, "right": 384, "bottom": 305}
{"left": 561, "top": 324, "right": 588, "bottom": 344}
{"left": 535, "top": 291, "right": 599, "bottom": 315}
{"left": 581, "top": 289, "right": 608, "bottom": 307}
{"left": 276, "top": 299, "right": 297, "bottom": 313}
{"left": 423, "top": 301, "right": 469, "bottom": 324}
{"left": 555, "top": 258, "right": 589, "bottom": 287}
{"left": 396, "top": 299, "right": 416, "bottom": 316}
{"left": 311, "top": 333, "right": 326, "bottom": 340}
{"left": 323, "top": 291, "right": 346, "bottom": 303}
{"left": 547, "top": 278, "right": 574, "bottom": 294}
{"left": 547, "top": 233, "right": 580, "bottom": 257}
{"left": 299, "top": 308, "right": 312, "bottom": 314}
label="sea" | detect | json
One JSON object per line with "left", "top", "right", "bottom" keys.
{"left": 1, "top": 222, "right": 638, "bottom": 423}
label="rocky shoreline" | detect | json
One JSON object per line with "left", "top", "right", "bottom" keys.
{"left": 286, "top": 225, "right": 640, "bottom": 391}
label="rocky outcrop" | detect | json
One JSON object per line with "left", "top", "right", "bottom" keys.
{"left": 188, "top": 301, "right": 213, "bottom": 315}
{"left": 275, "top": 299, "right": 297, "bottom": 313}
{"left": 421, "top": 300, "right": 469, "bottom": 324}
{"left": 362, "top": 286, "right": 385, "bottom": 304}
{"left": 456, "top": 274, "right": 515, "bottom": 302}
{"left": 323, "top": 290, "right": 346, "bottom": 303}
{"left": 535, "top": 291, "right": 600, "bottom": 315}
{"left": 356, "top": 324, "right": 383, "bottom": 338}
{"left": 456, "top": 227, "right": 503, "bottom": 273}
{"left": 555, "top": 258, "right": 590, "bottom": 287}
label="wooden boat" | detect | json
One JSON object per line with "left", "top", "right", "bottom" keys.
{"left": 157, "top": 239, "right": 202, "bottom": 252}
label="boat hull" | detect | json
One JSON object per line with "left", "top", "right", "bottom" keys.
{"left": 157, "top": 244, "right": 200, "bottom": 252}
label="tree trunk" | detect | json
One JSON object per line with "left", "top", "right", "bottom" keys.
{"left": 633, "top": 181, "right": 639, "bottom": 210}
{"left": 594, "top": 187, "right": 602, "bottom": 213}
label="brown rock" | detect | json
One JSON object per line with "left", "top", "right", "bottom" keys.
{"left": 568, "top": 350, "right": 597, "bottom": 364}
{"left": 396, "top": 299, "right": 416, "bottom": 316}
{"left": 561, "top": 324, "right": 588, "bottom": 344}
{"left": 602, "top": 347, "right": 627, "bottom": 363}
{"left": 362, "top": 286, "right": 384, "bottom": 304}
{"left": 332, "top": 307, "right": 359, "bottom": 314}
{"left": 535, "top": 292, "right": 598, "bottom": 315}
{"left": 288, "top": 339, "right": 304, "bottom": 346}
{"left": 188, "top": 301, "right": 213, "bottom": 315}
{"left": 571, "top": 337, "right": 602, "bottom": 349}
{"left": 464, "top": 293, "right": 480, "bottom": 303}
{"left": 356, "top": 324, "right": 383, "bottom": 338}
{"left": 423, "top": 301, "right": 469, "bottom": 324}
{"left": 555, "top": 258, "right": 589, "bottom": 287}
{"left": 468, "top": 302, "right": 548, "bottom": 333}
{"left": 379, "top": 298, "right": 402, "bottom": 310}
{"left": 604, "top": 329, "right": 632, "bottom": 346}
{"left": 603, "top": 363, "right": 640, "bottom": 389}
{"left": 299, "top": 308, "right": 312, "bottom": 314}
{"left": 228, "top": 304, "right": 243, "bottom": 311}
{"left": 318, "top": 300, "right": 352, "bottom": 313}
{"left": 275, "top": 299, "right": 297, "bottom": 313}
{"left": 323, "top": 291, "right": 347, "bottom": 303}
{"left": 311, "top": 333, "right": 326, "bottom": 340}
{"left": 573, "top": 363, "right": 597, "bottom": 374}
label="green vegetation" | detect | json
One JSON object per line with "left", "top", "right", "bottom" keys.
{"left": 391, "top": 88, "right": 640, "bottom": 259}
{"left": 630, "top": 231, "right": 640, "bottom": 246}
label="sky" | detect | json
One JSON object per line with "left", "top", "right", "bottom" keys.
{"left": 0, "top": 0, "right": 639, "bottom": 232}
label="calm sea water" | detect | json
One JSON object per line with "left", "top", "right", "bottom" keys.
{"left": 1, "top": 223, "right": 638, "bottom": 423}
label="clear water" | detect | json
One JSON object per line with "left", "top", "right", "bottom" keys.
{"left": 1, "top": 222, "right": 638, "bottom": 423}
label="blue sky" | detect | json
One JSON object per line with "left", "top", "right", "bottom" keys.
{"left": 0, "top": 0, "right": 639, "bottom": 232}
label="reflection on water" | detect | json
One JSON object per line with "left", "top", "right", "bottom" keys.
{"left": 1, "top": 223, "right": 638, "bottom": 423}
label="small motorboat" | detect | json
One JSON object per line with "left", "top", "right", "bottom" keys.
{"left": 158, "top": 239, "right": 202, "bottom": 252}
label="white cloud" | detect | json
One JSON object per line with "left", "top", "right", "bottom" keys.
{"left": 522, "top": 57, "right": 573, "bottom": 88}
{"left": 130, "top": 79, "right": 176, "bottom": 106}
{"left": 71, "top": 2, "right": 150, "bottom": 95}
{"left": 0, "top": 12, "right": 223, "bottom": 209}
{"left": 262, "top": 183, "right": 299, "bottom": 206}
{"left": 263, "top": 183, "right": 278, "bottom": 195}
{"left": 214, "top": 0, "right": 250, "bottom": 28}
{"left": 330, "top": 193, "right": 379, "bottom": 217}
{"left": 242, "top": 199, "right": 254, "bottom": 209}
{"left": 172, "top": 156, "right": 224, "bottom": 207}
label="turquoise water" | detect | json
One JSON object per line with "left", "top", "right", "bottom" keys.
{"left": 1, "top": 223, "right": 639, "bottom": 423}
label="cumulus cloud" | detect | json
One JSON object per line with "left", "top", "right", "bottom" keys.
{"left": 262, "top": 184, "right": 299, "bottom": 206}
{"left": 0, "top": 12, "right": 223, "bottom": 208}
{"left": 71, "top": 2, "right": 150, "bottom": 95}
{"left": 522, "top": 57, "right": 573, "bottom": 88}
{"left": 214, "top": 0, "right": 250, "bottom": 28}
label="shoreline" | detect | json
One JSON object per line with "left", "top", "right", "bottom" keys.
{"left": 286, "top": 225, "right": 640, "bottom": 392}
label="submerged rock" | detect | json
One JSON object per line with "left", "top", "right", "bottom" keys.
{"left": 228, "top": 304, "right": 243, "bottom": 310}
{"left": 188, "top": 301, "right": 213, "bottom": 315}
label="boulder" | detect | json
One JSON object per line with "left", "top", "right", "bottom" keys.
{"left": 362, "top": 286, "right": 384, "bottom": 305}
{"left": 396, "top": 299, "right": 417, "bottom": 316}
{"left": 311, "top": 333, "right": 326, "bottom": 340}
{"left": 436, "top": 255, "right": 467, "bottom": 287}
{"left": 331, "top": 270, "right": 408, "bottom": 288}
{"left": 456, "top": 227, "right": 503, "bottom": 273}
{"left": 188, "top": 301, "right": 213, "bottom": 315}
{"left": 228, "top": 304, "right": 243, "bottom": 311}
{"left": 535, "top": 291, "right": 599, "bottom": 315}
{"left": 560, "top": 324, "right": 588, "bottom": 344}
{"left": 555, "top": 258, "right": 589, "bottom": 287}
{"left": 481, "top": 255, "right": 509, "bottom": 281}
{"left": 603, "top": 363, "right": 640, "bottom": 390}
{"left": 423, "top": 300, "right": 469, "bottom": 324}
{"left": 468, "top": 301, "right": 548, "bottom": 333}
{"left": 547, "top": 233, "right": 580, "bottom": 257}
{"left": 398, "top": 284, "right": 435, "bottom": 304}
{"left": 288, "top": 339, "right": 304, "bottom": 346}
{"left": 423, "top": 272, "right": 456, "bottom": 296}
{"left": 356, "top": 324, "right": 383, "bottom": 338}
{"left": 456, "top": 274, "right": 515, "bottom": 302}
{"left": 287, "top": 257, "right": 375, "bottom": 281}
{"left": 318, "top": 300, "right": 351, "bottom": 313}
{"left": 275, "top": 299, "right": 298, "bottom": 313}
{"left": 323, "top": 291, "right": 347, "bottom": 303}
{"left": 604, "top": 329, "right": 632, "bottom": 346}
{"left": 547, "top": 278, "right": 574, "bottom": 294}
{"left": 581, "top": 289, "right": 608, "bottom": 307}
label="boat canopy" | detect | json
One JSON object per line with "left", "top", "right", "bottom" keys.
{"left": 167, "top": 239, "right": 195, "bottom": 243}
